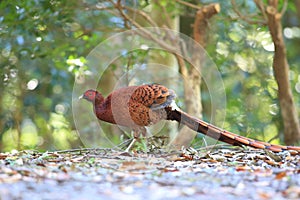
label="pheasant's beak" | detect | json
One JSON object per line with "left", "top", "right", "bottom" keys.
{"left": 78, "top": 94, "right": 84, "bottom": 100}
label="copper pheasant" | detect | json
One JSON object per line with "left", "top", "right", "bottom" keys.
{"left": 81, "top": 84, "right": 300, "bottom": 153}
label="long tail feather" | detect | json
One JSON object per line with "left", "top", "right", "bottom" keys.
{"left": 165, "top": 107, "right": 300, "bottom": 154}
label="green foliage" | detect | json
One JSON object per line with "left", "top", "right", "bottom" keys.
{"left": 0, "top": 0, "right": 110, "bottom": 151}
{"left": 205, "top": 0, "right": 300, "bottom": 144}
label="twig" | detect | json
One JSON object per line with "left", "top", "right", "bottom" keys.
{"left": 114, "top": 5, "right": 177, "bottom": 52}
{"left": 124, "top": 5, "right": 158, "bottom": 27}
{"left": 123, "top": 5, "right": 161, "bottom": 35}
{"left": 54, "top": 148, "right": 110, "bottom": 154}
{"left": 153, "top": 0, "right": 172, "bottom": 28}
{"left": 231, "top": 0, "right": 267, "bottom": 25}
{"left": 113, "top": 0, "right": 130, "bottom": 29}
{"left": 196, "top": 143, "right": 243, "bottom": 151}
{"left": 175, "top": 0, "right": 202, "bottom": 10}
{"left": 280, "top": 0, "right": 288, "bottom": 16}
{"left": 193, "top": 3, "right": 220, "bottom": 46}
{"left": 254, "top": 0, "right": 268, "bottom": 21}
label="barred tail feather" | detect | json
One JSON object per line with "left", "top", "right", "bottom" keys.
{"left": 165, "top": 107, "right": 300, "bottom": 154}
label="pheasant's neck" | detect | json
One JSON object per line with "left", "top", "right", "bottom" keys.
{"left": 93, "top": 94, "right": 116, "bottom": 124}
{"left": 94, "top": 93, "right": 105, "bottom": 106}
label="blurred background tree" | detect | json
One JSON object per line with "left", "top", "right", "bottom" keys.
{"left": 0, "top": 0, "right": 299, "bottom": 152}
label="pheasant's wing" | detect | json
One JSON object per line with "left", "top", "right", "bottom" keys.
{"left": 131, "top": 84, "right": 176, "bottom": 110}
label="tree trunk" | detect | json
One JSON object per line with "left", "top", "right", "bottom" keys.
{"left": 170, "top": 3, "right": 220, "bottom": 149}
{"left": 266, "top": 2, "right": 300, "bottom": 145}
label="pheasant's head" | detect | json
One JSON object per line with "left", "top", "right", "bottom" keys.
{"left": 80, "top": 89, "right": 104, "bottom": 103}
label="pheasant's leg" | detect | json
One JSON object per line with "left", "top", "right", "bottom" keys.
{"left": 125, "top": 138, "right": 137, "bottom": 152}
{"left": 124, "top": 128, "right": 147, "bottom": 152}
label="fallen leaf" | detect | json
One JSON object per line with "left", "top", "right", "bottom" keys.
{"left": 235, "top": 165, "right": 251, "bottom": 172}
{"left": 161, "top": 167, "right": 179, "bottom": 173}
{"left": 275, "top": 171, "right": 287, "bottom": 180}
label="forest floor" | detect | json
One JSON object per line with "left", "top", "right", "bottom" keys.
{"left": 0, "top": 146, "right": 299, "bottom": 200}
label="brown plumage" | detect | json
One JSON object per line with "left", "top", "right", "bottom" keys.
{"left": 81, "top": 84, "right": 300, "bottom": 154}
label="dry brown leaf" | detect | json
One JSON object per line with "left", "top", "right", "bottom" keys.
{"left": 235, "top": 165, "right": 251, "bottom": 172}
{"left": 264, "top": 159, "right": 277, "bottom": 166}
{"left": 161, "top": 167, "right": 179, "bottom": 173}
{"left": 275, "top": 171, "right": 287, "bottom": 180}
{"left": 223, "top": 153, "right": 234, "bottom": 158}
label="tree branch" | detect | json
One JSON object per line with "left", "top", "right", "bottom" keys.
{"left": 175, "top": 0, "right": 202, "bottom": 10}
{"left": 123, "top": 5, "right": 159, "bottom": 28}
{"left": 193, "top": 3, "right": 220, "bottom": 46}
{"left": 253, "top": 0, "right": 268, "bottom": 21}
{"left": 231, "top": 0, "right": 267, "bottom": 25}
{"left": 153, "top": 0, "right": 173, "bottom": 28}
{"left": 113, "top": 0, "right": 130, "bottom": 29}
{"left": 109, "top": 1, "right": 177, "bottom": 52}
{"left": 280, "top": 0, "right": 288, "bottom": 16}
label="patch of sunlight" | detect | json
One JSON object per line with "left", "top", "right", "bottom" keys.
{"left": 295, "top": 82, "right": 300, "bottom": 93}
{"left": 27, "top": 78, "right": 39, "bottom": 90}
{"left": 20, "top": 119, "right": 39, "bottom": 148}
{"left": 70, "top": 130, "right": 79, "bottom": 141}
{"left": 284, "top": 27, "right": 293, "bottom": 38}
{"left": 263, "top": 124, "right": 279, "bottom": 144}
{"left": 269, "top": 104, "right": 279, "bottom": 116}
{"left": 67, "top": 56, "right": 86, "bottom": 68}
{"left": 2, "top": 129, "right": 19, "bottom": 152}
{"left": 37, "top": 24, "right": 47, "bottom": 31}
{"left": 53, "top": 129, "right": 71, "bottom": 149}
{"left": 267, "top": 79, "right": 278, "bottom": 98}
{"left": 49, "top": 112, "right": 75, "bottom": 149}
{"left": 140, "top": 44, "right": 149, "bottom": 50}
{"left": 216, "top": 42, "right": 229, "bottom": 57}
{"left": 289, "top": 70, "right": 295, "bottom": 81}
{"left": 228, "top": 31, "right": 242, "bottom": 42}
{"left": 234, "top": 54, "right": 256, "bottom": 73}
{"left": 284, "top": 27, "right": 300, "bottom": 39}
{"left": 262, "top": 43, "right": 274, "bottom": 52}
{"left": 251, "top": 31, "right": 274, "bottom": 52}
{"left": 247, "top": 77, "right": 261, "bottom": 88}
{"left": 49, "top": 113, "right": 69, "bottom": 129}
